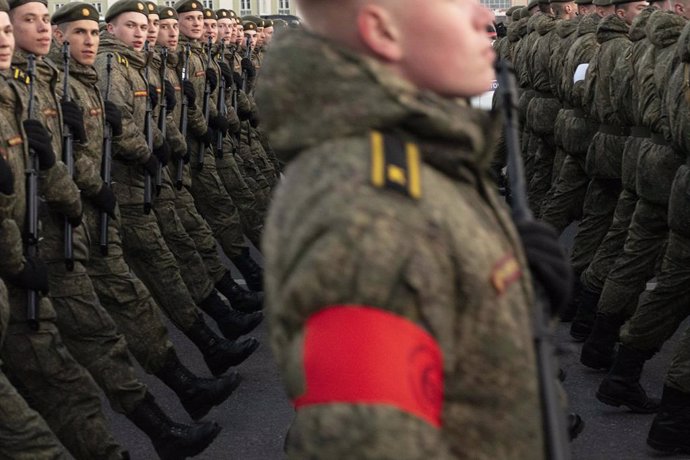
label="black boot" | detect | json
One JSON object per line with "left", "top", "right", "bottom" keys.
{"left": 155, "top": 352, "right": 242, "bottom": 420}
{"left": 230, "top": 247, "right": 263, "bottom": 291}
{"left": 570, "top": 286, "right": 600, "bottom": 341}
{"left": 185, "top": 316, "right": 259, "bottom": 376}
{"left": 596, "top": 345, "right": 660, "bottom": 413}
{"left": 127, "top": 392, "right": 221, "bottom": 460}
{"left": 199, "top": 289, "right": 263, "bottom": 340}
{"left": 215, "top": 272, "right": 263, "bottom": 313}
{"left": 580, "top": 312, "right": 625, "bottom": 370}
{"left": 561, "top": 276, "right": 583, "bottom": 322}
{"left": 647, "top": 385, "right": 690, "bottom": 454}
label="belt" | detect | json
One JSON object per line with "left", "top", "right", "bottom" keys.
{"left": 599, "top": 124, "right": 630, "bottom": 137}
{"left": 630, "top": 126, "right": 650, "bottom": 138}
{"left": 573, "top": 108, "right": 587, "bottom": 118}
{"left": 650, "top": 132, "right": 670, "bottom": 146}
{"left": 534, "top": 90, "right": 558, "bottom": 99}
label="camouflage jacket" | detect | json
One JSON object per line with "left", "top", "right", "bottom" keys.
{"left": 549, "top": 16, "right": 581, "bottom": 103}
{"left": 515, "top": 13, "right": 549, "bottom": 89}
{"left": 562, "top": 13, "right": 601, "bottom": 112}
{"left": 628, "top": 8, "right": 657, "bottom": 129}
{"left": 527, "top": 15, "right": 559, "bottom": 94}
{"left": 508, "top": 16, "right": 530, "bottom": 62}
{"left": 258, "top": 30, "right": 542, "bottom": 460}
{"left": 666, "top": 22, "right": 690, "bottom": 157}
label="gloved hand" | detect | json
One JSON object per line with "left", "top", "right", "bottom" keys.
{"left": 199, "top": 129, "right": 215, "bottom": 147}
{"left": 104, "top": 101, "right": 123, "bottom": 136}
{"left": 183, "top": 80, "right": 196, "bottom": 105}
{"left": 153, "top": 141, "right": 171, "bottom": 166}
{"left": 218, "top": 61, "right": 234, "bottom": 89}
{"left": 66, "top": 212, "right": 82, "bottom": 227}
{"left": 7, "top": 257, "right": 49, "bottom": 294}
{"left": 148, "top": 84, "right": 158, "bottom": 110}
{"left": 249, "top": 111, "right": 259, "bottom": 128}
{"left": 164, "top": 80, "right": 176, "bottom": 113}
{"left": 516, "top": 220, "right": 573, "bottom": 316}
{"left": 143, "top": 154, "right": 160, "bottom": 176}
{"left": 241, "top": 57, "right": 255, "bottom": 79}
{"left": 22, "top": 120, "right": 56, "bottom": 170}
{"left": 182, "top": 147, "right": 191, "bottom": 164}
{"left": 205, "top": 68, "right": 218, "bottom": 92}
{"left": 209, "top": 114, "right": 230, "bottom": 133}
{"left": 232, "top": 71, "right": 243, "bottom": 90}
{"left": 0, "top": 154, "right": 13, "bottom": 195}
{"left": 91, "top": 183, "right": 117, "bottom": 218}
{"left": 60, "top": 100, "right": 87, "bottom": 143}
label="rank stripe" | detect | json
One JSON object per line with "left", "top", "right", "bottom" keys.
{"left": 370, "top": 130, "right": 385, "bottom": 188}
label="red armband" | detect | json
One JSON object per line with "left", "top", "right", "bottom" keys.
{"left": 293, "top": 305, "right": 444, "bottom": 428}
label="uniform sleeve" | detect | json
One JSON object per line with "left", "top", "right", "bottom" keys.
{"left": 0, "top": 192, "right": 15, "bottom": 221}
{"left": 165, "top": 113, "right": 187, "bottom": 159}
{"left": 187, "top": 94, "right": 208, "bottom": 137}
{"left": 0, "top": 218, "right": 24, "bottom": 277}
{"left": 73, "top": 145, "right": 105, "bottom": 198}
{"left": 39, "top": 160, "right": 83, "bottom": 220}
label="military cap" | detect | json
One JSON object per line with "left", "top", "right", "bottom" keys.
{"left": 243, "top": 14, "right": 260, "bottom": 23}
{"left": 505, "top": 5, "right": 520, "bottom": 16}
{"left": 575, "top": 0, "right": 593, "bottom": 4}
{"left": 158, "top": 5, "right": 178, "bottom": 20}
{"left": 105, "top": 0, "right": 147, "bottom": 22}
{"left": 273, "top": 18, "right": 287, "bottom": 30}
{"left": 520, "top": 6, "right": 531, "bottom": 17}
{"left": 174, "top": 0, "right": 203, "bottom": 14}
{"left": 511, "top": 8, "right": 522, "bottom": 20}
{"left": 203, "top": 8, "right": 216, "bottom": 20}
{"left": 527, "top": 0, "right": 540, "bottom": 8}
{"left": 592, "top": 0, "right": 612, "bottom": 5}
{"left": 263, "top": 18, "right": 273, "bottom": 28}
{"left": 243, "top": 21, "right": 257, "bottom": 31}
{"left": 610, "top": 0, "right": 637, "bottom": 4}
{"left": 52, "top": 2, "right": 99, "bottom": 24}
{"left": 8, "top": 0, "right": 46, "bottom": 9}
{"left": 0, "top": 0, "right": 8, "bottom": 12}
{"left": 145, "top": 1, "right": 158, "bottom": 15}
{"left": 216, "top": 8, "right": 231, "bottom": 19}
{"left": 538, "top": 0, "right": 550, "bottom": 5}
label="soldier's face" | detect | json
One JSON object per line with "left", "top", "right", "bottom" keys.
{"left": 218, "top": 18, "right": 232, "bottom": 41}
{"left": 577, "top": 4, "right": 596, "bottom": 14}
{"left": 235, "top": 26, "right": 243, "bottom": 44}
{"left": 596, "top": 4, "right": 615, "bottom": 15}
{"left": 245, "top": 30, "right": 257, "bottom": 48}
{"left": 654, "top": 0, "right": 672, "bottom": 11}
{"left": 54, "top": 20, "right": 100, "bottom": 66}
{"left": 157, "top": 18, "right": 179, "bottom": 49}
{"left": 616, "top": 1, "right": 647, "bottom": 23}
{"left": 203, "top": 18, "right": 217, "bottom": 42}
{"left": 147, "top": 14, "right": 160, "bottom": 44}
{"left": 256, "top": 27, "right": 264, "bottom": 46}
{"left": 264, "top": 26, "right": 274, "bottom": 44}
{"left": 107, "top": 12, "right": 148, "bottom": 51}
{"left": 9, "top": 2, "right": 51, "bottom": 56}
{"left": 0, "top": 12, "right": 14, "bottom": 71}
{"left": 178, "top": 11, "right": 203, "bottom": 40}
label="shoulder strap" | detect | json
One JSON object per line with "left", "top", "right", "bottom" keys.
{"left": 369, "top": 130, "right": 422, "bottom": 200}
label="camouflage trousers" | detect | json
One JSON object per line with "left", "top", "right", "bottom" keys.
{"left": 0, "top": 280, "right": 67, "bottom": 460}
{"left": 527, "top": 134, "right": 557, "bottom": 215}
{"left": 619, "top": 230, "right": 690, "bottom": 393}
{"left": 540, "top": 154, "right": 588, "bottom": 233}
{"left": 190, "top": 149, "right": 247, "bottom": 259}
{"left": 257, "top": 126, "right": 282, "bottom": 174}
{"left": 47, "top": 259, "right": 148, "bottom": 416}
{"left": 119, "top": 203, "right": 201, "bottom": 333}
{"left": 1, "top": 288, "right": 122, "bottom": 460}
{"left": 85, "top": 205, "right": 175, "bottom": 375}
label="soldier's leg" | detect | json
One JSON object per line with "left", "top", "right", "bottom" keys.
{"left": 527, "top": 135, "right": 556, "bottom": 214}
{"left": 249, "top": 127, "right": 278, "bottom": 189}
{"left": 1, "top": 291, "right": 122, "bottom": 460}
{"left": 257, "top": 126, "right": 282, "bottom": 173}
{"left": 540, "top": 155, "right": 589, "bottom": 233}
{"left": 237, "top": 136, "right": 272, "bottom": 214}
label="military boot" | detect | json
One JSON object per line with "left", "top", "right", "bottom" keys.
{"left": 647, "top": 385, "right": 690, "bottom": 454}
{"left": 570, "top": 286, "right": 600, "bottom": 341}
{"left": 199, "top": 289, "right": 263, "bottom": 340}
{"left": 230, "top": 247, "right": 263, "bottom": 291}
{"left": 215, "top": 271, "right": 263, "bottom": 312}
{"left": 127, "top": 392, "right": 221, "bottom": 460}
{"left": 185, "top": 316, "right": 259, "bottom": 376}
{"left": 596, "top": 345, "right": 660, "bottom": 413}
{"left": 580, "top": 312, "right": 625, "bottom": 370}
{"left": 568, "top": 413, "right": 585, "bottom": 441}
{"left": 560, "top": 276, "right": 583, "bottom": 322}
{"left": 155, "top": 352, "right": 242, "bottom": 420}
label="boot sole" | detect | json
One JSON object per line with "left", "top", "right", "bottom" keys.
{"left": 186, "top": 375, "right": 242, "bottom": 421}
{"left": 580, "top": 348, "right": 613, "bottom": 371}
{"left": 596, "top": 390, "right": 660, "bottom": 413}
{"left": 647, "top": 437, "right": 690, "bottom": 454}
{"left": 157, "top": 423, "right": 222, "bottom": 460}
{"left": 208, "top": 339, "right": 260, "bottom": 376}
{"left": 220, "top": 315, "right": 263, "bottom": 341}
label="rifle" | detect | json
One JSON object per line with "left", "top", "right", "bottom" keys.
{"left": 100, "top": 53, "right": 114, "bottom": 256}
{"left": 241, "top": 35, "right": 252, "bottom": 148}
{"left": 200, "top": 37, "right": 213, "bottom": 170}
{"left": 176, "top": 43, "right": 191, "bottom": 190}
{"left": 143, "top": 41, "right": 153, "bottom": 214}
{"left": 230, "top": 45, "right": 241, "bottom": 154}
{"left": 157, "top": 46, "right": 168, "bottom": 195}
{"left": 25, "top": 54, "right": 39, "bottom": 330}
{"left": 61, "top": 42, "right": 74, "bottom": 272}
{"left": 215, "top": 39, "right": 226, "bottom": 159}
{"left": 495, "top": 59, "right": 571, "bottom": 460}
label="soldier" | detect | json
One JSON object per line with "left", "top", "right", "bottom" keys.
{"left": 260, "top": 0, "right": 573, "bottom": 458}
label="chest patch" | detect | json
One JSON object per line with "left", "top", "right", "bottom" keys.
{"left": 491, "top": 253, "right": 522, "bottom": 295}
{"left": 134, "top": 90, "right": 148, "bottom": 97}
{"left": 7, "top": 135, "right": 23, "bottom": 147}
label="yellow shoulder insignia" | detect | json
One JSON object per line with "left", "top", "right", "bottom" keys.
{"left": 114, "top": 52, "right": 129, "bottom": 68}
{"left": 370, "top": 130, "right": 422, "bottom": 200}
{"left": 11, "top": 67, "right": 30, "bottom": 85}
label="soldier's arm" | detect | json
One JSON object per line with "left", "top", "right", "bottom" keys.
{"left": 165, "top": 112, "right": 187, "bottom": 159}
{"left": 0, "top": 218, "right": 24, "bottom": 278}
{"left": 187, "top": 89, "right": 208, "bottom": 137}
{"left": 39, "top": 160, "right": 83, "bottom": 220}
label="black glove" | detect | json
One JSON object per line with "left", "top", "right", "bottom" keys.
{"left": 66, "top": 212, "right": 82, "bottom": 227}
{"left": 164, "top": 80, "right": 176, "bottom": 113}
{"left": 22, "top": 120, "right": 56, "bottom": 171}
{"left": 60, "top": 100, "right": 87, "bottom": 143}
{"left": 91, "top": 183, "right": 117, "bottom": 218}
{"left": 205, "top": 68, "right": 218, "bottom": 92}
{"left": 0, "top": 154, "right": 13, "bottom": 195}
{"left": 232, "top": 71, "right": 243, "bottom": 90}
{"left": 7, "top": 257, "right": 49, "bottom": 294}
{"left": 148, "top": 84, "right": 158, "bottom": 110}
{"left": 249, "top": 111, "right": 259, "bottom": 128}
{"left": 183, "top": 147, "right": 191, "bottom": 164}
{"left": 104, "top": 101, "right": 123, "bottom": 136}
{"left": 183, "top": 80, "right": 196, "bottom": 105}
{"left": 218, "top": 61, "right": 234, "bottom": 89}
{"left": 209, "top": 115, "right": 230, "bottom": 133}
{"left": 143, "top": 154, "right": 160, "bottom": 176}
{"left": 199, "top": 129, "right": 215, "bottom": 147}
{"left": 153, "top": 141, "right": 171, "bottom": 166}
{"left": 241, "top": 57, "right": 255, "bottom": 78}
{"left": 516, "top": 220, "right": 573, "bottom": 316}
{"left": 496, "top": 22, "right": 507, "bottom": 39}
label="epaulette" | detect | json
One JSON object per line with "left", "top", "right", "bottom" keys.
{"left": 11, "top": 66, "right": 30, "bottom": 85}
{"left": 369, "top": 130, "right": 422, "bottom": 200}
{"left": 114, "top": 52, "right": 129, "bottom": 68}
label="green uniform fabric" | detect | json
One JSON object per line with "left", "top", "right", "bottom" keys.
{"left": 598, "top": 11, "right": 686, "bottom": 318}
{"left": 259, "top": 30, "right": 543, "bottom": 460}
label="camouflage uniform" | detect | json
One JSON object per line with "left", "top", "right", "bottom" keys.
{"left": 3, "top": 55, "right": 123, "bottom": 460}
{"left": 260, "top": 30, "right": 543, "bottom": 460}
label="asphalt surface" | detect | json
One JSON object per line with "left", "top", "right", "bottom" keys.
{"left": 100, "top": 228, "right": 690, "bottom": 459}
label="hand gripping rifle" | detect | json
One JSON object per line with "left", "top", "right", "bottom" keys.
{"left": 143, "top": 41, "right": 154, "bottom": 214}
{"left": 200, "top": 37, "right": 214, "bottom": 170}
{"left": 156, "top": 47, "right": 168, "bottom": 196}
{"left": 215, "top": 39, "right": 226, "bottom": 160}
{"left": 495, "top": 59, "right": 571, "bottom": 460}
{"left": 61, "top": 42, "right": 75, "bottom": 271}
{"left": 176, "top": 43, "right": 191, "bottom": 190}
{"left": 25, "top": 54, "right": 40, "bottom": 330}
{"left": 100, "top": 53, "right": 114, "bottom": 256}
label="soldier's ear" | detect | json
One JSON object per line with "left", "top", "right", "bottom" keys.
{"left": 356, "top": 3, "right": 403, "bottom": 62}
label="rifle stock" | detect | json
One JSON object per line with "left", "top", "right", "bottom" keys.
{"left": 100, "top": 53, "right": 114, "bottom": 256}
{"left": 25, "top": 54, "right": 39, "bottom": 330}
{"left": 176, "top": 43, "right": 191, "bottom": 190}
{"left": 143, "top": 42, "right": 153, "bottom": 214}
{"left": 156, "top": 47, "right": 168, "bottom": 195}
